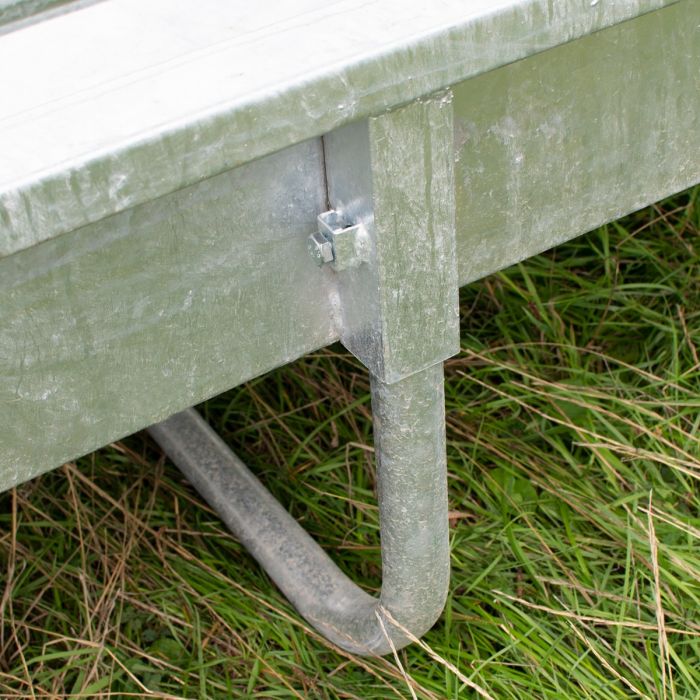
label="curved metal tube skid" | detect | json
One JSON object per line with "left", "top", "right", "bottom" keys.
{"left": 147, "top": 363, "right": 449, "bottom": 655}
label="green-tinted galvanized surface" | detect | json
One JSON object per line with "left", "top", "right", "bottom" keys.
{"left": 148, "top": 363, "right": 449, "bottom": 655}
{"left": 0, "top": 0, "right": 83, "bottom": 28}
{"left": 0, "top": 0, "right": 676, "bottom": 257}
{"left": 1, "top": 2, "right": 699, "bottom": 488}
{"left": 323, "top": 94, "right": 460, "bottom": 383}
{"left": 0, "top": 139, "right": 334, "bottom": 487}
{"left": 453, "top": 1, "right": 700, "bottom": 285}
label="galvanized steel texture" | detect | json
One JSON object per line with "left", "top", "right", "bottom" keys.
{"left": 147, "top": 363, "right": 449, "bottom": 655}
{"left": 1, "top": 0, "right": 698, "bottom": 656}
{"left": 1, "top": 1, "right": 699, "bottom": 486}
{"left": 453, "top": 2, "right": 700, "bottom": 285}
{"left": 0, "top": 139, "right": 334, "bottom": 486}
{"left": 324, "top": 92, "right": 460, "bottom": 384}
{"left": 0, "top": 0, "right": 677, "bottom": 256}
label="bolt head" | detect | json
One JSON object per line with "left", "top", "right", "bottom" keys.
{"left": 307, "top": 231, "right": 334, "bottom": 266}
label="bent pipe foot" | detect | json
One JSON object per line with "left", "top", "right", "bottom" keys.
{"left": 147, "top": 363, "right": 449, "bottom": 656}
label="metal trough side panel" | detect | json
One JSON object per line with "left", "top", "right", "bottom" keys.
{"left": 0, "top": 0, "right": 675, "bottom": 257}
{"left": 454, "top": 1, "right": 700, "bottom": 285}
{"left": 0, "top": 139, "right": 336, "bottom": 488}
{"left": 1, "top": 2, "right": 699, "bottom": 487}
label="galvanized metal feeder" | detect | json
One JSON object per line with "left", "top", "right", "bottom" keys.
{"left": 1, "top": 0, "right": 698, "bottom": 655}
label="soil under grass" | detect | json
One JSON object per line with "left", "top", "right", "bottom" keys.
{"left": 1, "top": 188, "right": 698, "bottom": 698}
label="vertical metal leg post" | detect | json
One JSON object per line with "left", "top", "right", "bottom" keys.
{"left": 150, "top": 91, "right": 460, "bottom": 654}
{"left": 147, "top": 363, "right": 448, "bottom": 656}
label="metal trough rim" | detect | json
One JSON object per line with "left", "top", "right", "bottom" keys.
{"left": 0, "top": 0, "right": 675, "bottom": 257}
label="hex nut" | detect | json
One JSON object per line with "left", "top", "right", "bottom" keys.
{"left": 307, "top": 231, "right": 334, "bottom": 266}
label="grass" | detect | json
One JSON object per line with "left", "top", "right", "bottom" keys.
{"left": 1, "top": 188, "right": 699, "bottom": 699}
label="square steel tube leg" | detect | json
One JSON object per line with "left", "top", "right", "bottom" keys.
{"left": 322, "top": 91, "right": 461, "bottom": 384}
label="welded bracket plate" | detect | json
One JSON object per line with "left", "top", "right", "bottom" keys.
{"left": 323, "top": 90, "right": 460, "bottom": 384}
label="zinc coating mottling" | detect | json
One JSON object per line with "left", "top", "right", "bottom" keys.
{"left": 453, "top": 2, "right": 700, "bottom": 285}
{"left": 324, "top": 93, "right": 460, "bottom": 384}
{"left": 1, "top": 0, "right": 698, "bottom": 656}
{"left": 0, "top": 139, "right": 334, "bottom": 487}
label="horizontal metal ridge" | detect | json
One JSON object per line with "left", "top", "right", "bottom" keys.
{"left": 0, "top": 0, "right": 675, "bottom": 257}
